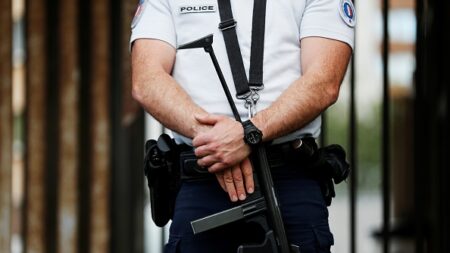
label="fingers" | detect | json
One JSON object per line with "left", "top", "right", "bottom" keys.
{"left": 193, "top": 116, "right": 250, "bottom": 171}
{"left": 194, "top": 144, "right": 217, "bottom": 160}
{"left": 231, "top": 165, "right": 246, "bottom": 201}
{"left": 192, "top": 132, "right": 211, "bottom": 147}
{"left": 194, "top": 114, "right": 223, "bottom": 125}
{"left": 197, "top": 154, "right": 221, "bottom": 168}
{"left": 192, "top": 114, "right": 230, "bottom": 147}
{"left": 215, "top": 173, "right": 226, "bottom": 192}
{"left": 207, "top": 162, "right": 229, "bottom": 173}
{"left": 241, "top": 158, "right": 255, "bottom": 194}
{"left": 194, "top": 145, "right": 229, "bottom": 171}
{"left": 223, "top": 168, "right": 238, "bottom": 202}
{"left": 214, "top": 161, "right": 254, "bottom": 202}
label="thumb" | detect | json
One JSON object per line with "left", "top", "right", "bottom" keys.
{"left": 195, "top": 113, "right": 221, "bottom": 125}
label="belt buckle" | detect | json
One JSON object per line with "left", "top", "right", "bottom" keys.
{"left": 218, "top": 19, "right": 237, "bottom": 31}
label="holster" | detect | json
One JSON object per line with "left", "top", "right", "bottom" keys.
{"left": 309, "top": 144, "right": 351, "bottom": 206}
{"left": 143, "top": 134, "right": 181, "bottom": 227}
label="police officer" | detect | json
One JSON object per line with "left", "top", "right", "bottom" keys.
{"left": 131, "top": 0, "right": 355, "bottom": 252}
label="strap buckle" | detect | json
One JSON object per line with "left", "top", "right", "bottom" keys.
{"left": 219, "top": 19, "right": 237, "bottom": 31}
{"left": 244, "top": 90, "right": 260, "bottom": 118}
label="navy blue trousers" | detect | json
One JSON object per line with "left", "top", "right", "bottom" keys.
{"left": 164, "top": 168, "right": 334, "bottom": 253}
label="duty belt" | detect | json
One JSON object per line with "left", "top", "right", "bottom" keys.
{"left": 179, "top": 137, "right": 318, "bottom": 181}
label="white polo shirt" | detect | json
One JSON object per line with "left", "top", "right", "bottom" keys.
{"left": 131, "top": 0, "right": 355, "bottom": 145}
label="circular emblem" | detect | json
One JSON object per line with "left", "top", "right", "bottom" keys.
{"left": 339, "top": 0, "right": 356, "bottom": 27}
{"left": 131, "top": 0, "right": 147, "bottom": 29}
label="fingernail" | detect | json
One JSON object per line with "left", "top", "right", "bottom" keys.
{"left": 248, "top": 187, "right": 254, "bottom": 194}
{"left": 239, "top": 194, "right": 246, "bottom": 201}
{"left": 232, "top": 195, "right": 238, "bottom": 202}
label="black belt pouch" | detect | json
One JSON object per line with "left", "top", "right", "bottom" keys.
{"left": 143, "top": 134, "right": 181, "bottom": 227}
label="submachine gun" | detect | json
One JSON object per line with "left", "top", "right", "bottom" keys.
{"left": 178, "top": 34, "right": 300, "bottom": 253}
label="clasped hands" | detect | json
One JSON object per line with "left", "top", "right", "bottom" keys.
{"left": 192, "top": 114, "right": 255, "bottom": 202}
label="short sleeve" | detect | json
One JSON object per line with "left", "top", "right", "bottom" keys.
{"left": 130, "top": 0, "right": 176, "bottom": 49}
{"left": 300, "top": 0, "right": 355, "bottom": 49}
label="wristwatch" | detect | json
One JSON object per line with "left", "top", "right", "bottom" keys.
{"left": 242, "top": 120, "right": 263, "bottom": 146}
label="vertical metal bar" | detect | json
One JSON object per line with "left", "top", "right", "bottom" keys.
{"left": 57, "top": 0, "right": 79, "bottom": 251}
{"left": 90, "top": 0, "right": 111, "bottom": 252}
{"left": 0, "top": 0, "right": 13, "bottom": 251}
{"left": 443, "top": 30, "right": 450, "bottom": 253}
{"left": 45, "top": 0, "right": 60, "bottom": 251}
{"left": 349, "top": 37, "right": 357, "bottom": 253}
{"left": 414, "top": 2, "right": 425, "bottom": 252}
{"left": 349, "top": 0, "right": 358, "bottom": 253}
{"left": 439, "top": 3, "right": 450, "bottom": 252}
{"left": 120, "top": 0, "right": 145, "bottom": 250}
{"left": 25, "top": 0, "right": 48, "bottom": 251}
{"left": 382, "top": 0, "right": 391, "bottom": 251}
{"left": 347, "top": 3, "right": 357, "bottom": 253}
{"left": 414, "top": 1, "right": 450, "bottom": 252}
{"left": 78, "top": 0, "right": 92, "bottom": 251}
{"left": 110, "top": 0, "right": 146, "bottom": 251}
{"left": 110, "top": 0, "right": 129, "bottom": 246}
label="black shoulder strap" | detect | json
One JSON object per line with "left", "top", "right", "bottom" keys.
{"left": 218, "top": 0, "right": 267, "bottom": 99}
{"left": 248, "top": 0, "right": 267, "bottom": 89}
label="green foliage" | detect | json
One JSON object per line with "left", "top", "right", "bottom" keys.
{"left": 324, "top": 103, "right": 382, "bottom": 191}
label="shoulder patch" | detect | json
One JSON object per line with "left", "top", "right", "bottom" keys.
{"left": 131, "top": 0, "right": 147, "bottom": 29}
{"left": 339, "top": 0, "right": 356, "bottom": 28}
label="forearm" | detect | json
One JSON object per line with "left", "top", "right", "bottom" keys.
{"left": 131, "top": 40, "right": 208, "bottom": 139}
{"left": 251, "top": 72, "right": 340, "bottom": 142}
{"left": 251, "top": 37, "right": 351, "bottom": 142}
{"left": 132, "top": 71, "right": 208, "bottom": 138}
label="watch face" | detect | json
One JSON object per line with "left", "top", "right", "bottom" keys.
{"left": 247, "top": 131, "right": 262, "bottom": 145}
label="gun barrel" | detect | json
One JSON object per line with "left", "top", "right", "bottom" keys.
{"left": 252, "top": 146, "right": 292, "bottom": 253}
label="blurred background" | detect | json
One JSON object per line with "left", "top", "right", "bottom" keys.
{"left": 0, "top": 0, "right": 449, "bottom": 252}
